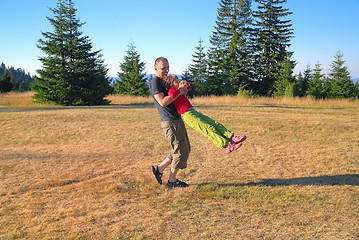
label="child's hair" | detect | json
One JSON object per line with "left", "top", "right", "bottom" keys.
{"left": 162, "top": 75, "right": 179, "bottom": 89}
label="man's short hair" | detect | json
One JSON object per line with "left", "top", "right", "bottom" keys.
{"left": 154, "top": 57, "right": 168, "bottom": 66}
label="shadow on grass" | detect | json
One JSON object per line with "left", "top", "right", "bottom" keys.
{"left": 1, "top": 102, "right": 349, "bottom": 113}
{"left": 195, "top": 104, "right": 346, "bottom": 110}
{"left": 196, "top": 174, "right": 359, "bottom": 187}
{"left": 0, "top": 103, "right": 154, "bottom": 112}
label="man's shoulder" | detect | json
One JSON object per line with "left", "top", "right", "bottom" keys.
{"left": 151, "top": 76, "right": 162, "bottom": 82}
{"left": 151, "top": 76, "right": 165, "bottom": 91}
{"left": 151, "top": 76, "right": 162, "bottom": 88}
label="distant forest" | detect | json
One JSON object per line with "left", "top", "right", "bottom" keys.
{"left": 0, "top": 62, "right": 34, "bottom": 92}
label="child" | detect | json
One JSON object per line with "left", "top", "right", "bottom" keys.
{"left": 163, "top": 75, "right": 246, "bottom": 153}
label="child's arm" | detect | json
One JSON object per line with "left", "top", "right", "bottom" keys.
{"left": 154, "top": 87, "right": 187, "bottom": 107}
{"left": 168, "top": 88, "right": 181, "bottom": 99}
{"left": 155, "top": 85, "right": 188, "bottom": 107}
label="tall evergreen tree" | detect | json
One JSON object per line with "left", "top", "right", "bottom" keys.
{"left": 188, "top": 38, "right": 207, "bottom": 96}
{"left": 307, "top": 63, "right": 325, "bottom": 98}
{"left": 180, "top": 69, "right": 194, "bottom": 97}
{"left": 114, "top": 43, "right": 148, "bottom": 96}
{"left": 0, "top": 71, "right": 13, "bottom": 92}
{"left": 326, "top": 51, "right": 355, "bottom": 99}
{"left": 293, "top": 65, "right": 311, "bottom": 97}
{"left": 32, "top": 0, "right": 112, "bottom": 105}
{"left": 274, "top": 53, "right": 296, "bottom": 96}
{"left": 355, "top": 81, "right": 359, "bottom": 98}
{"left": 0, "top": 63, "right": 6, "bottom": 76}
{"left": 252, "top": 0, "right": 294, "bottom": 96}
{"left": 207, "top": 0, "right": 253, "bottom": 95}
{"left": 294, "top": 72, "right": 304, "bottom": 97}
{"left": 298, "top": 65, "right": 312, "bottom": 97}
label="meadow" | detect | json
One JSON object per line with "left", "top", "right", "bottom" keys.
{"left": 0, "top": 92, "right": 358, "bottom": 239}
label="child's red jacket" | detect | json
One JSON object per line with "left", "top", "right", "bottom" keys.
{"left": 168, "top": 87, "right": 193, "bottom": 114}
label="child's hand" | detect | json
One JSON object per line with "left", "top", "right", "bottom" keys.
{"left": 179, "top": 80, "right": 187, "bottom": 87}
{"left": 180, "top": 80, "right": 192, "bottom": 89}
{"left": 178, "top": 85, "right": 188, "bottom": 95}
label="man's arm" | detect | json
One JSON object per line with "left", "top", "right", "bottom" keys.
{"left": 154, "top": 86, "right": 188, "bottom": 108}
{"left": 153, "top": 92, "right": 175, "bottom": 107}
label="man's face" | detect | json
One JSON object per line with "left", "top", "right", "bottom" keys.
{"left": 155, "top": 60, "right": 169, "bottom": 78}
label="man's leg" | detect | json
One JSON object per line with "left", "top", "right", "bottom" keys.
{"left": 153, "top": 120, "right": 190, "bottom": 187}
{"left": 168, "top": 168, "right": 179, "bottom": 183}
{"left": 158, "top": 157, "right": 171, "bottom": 173}
{"left": 167, "top": 168, "right": 188, "bottom": 188}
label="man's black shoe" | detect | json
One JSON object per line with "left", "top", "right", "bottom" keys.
{"left": 151, "top": 166, "right": 163, "bottom": 185}
{"left": 166, "top": 179, "right": 189, "bottom": 188}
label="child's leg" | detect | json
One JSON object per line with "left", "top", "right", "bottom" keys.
{"left": 182, "top": 109, "right": 232, "bottom": 148}
{"left": 195, "top": 110, "right": 234, "bottom": 140}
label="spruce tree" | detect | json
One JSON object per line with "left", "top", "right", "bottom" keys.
{"left": 207, "top": 0, "right": 253, "bottom": 95}
{"left": 188, "top": 38, "right": 207, "bottom": 96}
{"left": 355, "top": 81, "right": 359, "bottom": 98}
{"left": 294, "top": 72, "right": 304, "bottom": 97}
{"left": 307, "top": 63, "right": 325, "bottom": 99}
{"left": 181, "top": 69, "right": 195, "bottom": 97}
{"left": 32, "top": 0, "right": 112, "bottom": 105}
{"left": 299, "top": 65, "right": 312, "bottom": 97}
{"left": 252, "top": 0, "right": 294, "bottom": 96}
{"left": 274, "top": 53, "right": 296, "bottom": 96}
{"left": 293, "top": 65, "right": 311, "bottom": 97}
{"left": 326, "top": 51, "right": 355, "bottom": 99}
{"left": 114, "top": 43, "right": 148, "bottom": 96}
{"left": 0, "top": 63, "right": 5, "bottom": 75}
{"left": 0, "top": 71, "right": 13, "bottom": 93}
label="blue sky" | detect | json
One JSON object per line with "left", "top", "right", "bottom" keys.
{"left": 1, "top": 0, "right": 358, "bottom": 78}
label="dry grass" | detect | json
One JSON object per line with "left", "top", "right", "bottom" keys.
{"left": 105, "top": 94, "right": 152, "bottom": 105}
{"left": 191, "top": 95, "right": 359, "bottom": 109}
{"left": 0, "top": 92, "right": 358, "bottom": 239}
{"left": 0, "top": 92, "right": 39, "bottom": 108}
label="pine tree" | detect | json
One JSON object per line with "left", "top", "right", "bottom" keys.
{"left": 207, "top": 0, "right": 253, "bottom": 95}
{"left": 188, "top": 38, "right": 207, "bottom": 96}
{"left": 114, "top": 43, "right": 148, "bottom": 96}
{"left": 0, "top": 63, "right": 5, "bottom": 75}
{"left": 307, "top": 63, "right": 325, "bottom": 99}
{"left": 299, "top": 65, "right": 312, "bottom": 97}
{"left": 326, "top": 51, "right": 355, "bottom": 99}
{"left": 274, "top": 53, "right": 296, "bottom": 96}
{"left": 32, "top": 0, "right": 112, "bottom": 105}
{"left": 252, "top": 0, "right": 294, "bottom": 96}
{"left": 0, "top": 71, "right": 13, "bottom": 92}
{"left": 293, "top": 65, "right": 311, "bottom": 97}
{"left": 355, "top": 81, "right": 359, "bottom": 98}
{"left": 181, "top": 69, "right": 195, "bottom": 97}
{"left": 294, "top": 72, "right": 303, "bottom": 97}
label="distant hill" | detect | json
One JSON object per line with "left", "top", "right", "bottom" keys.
{"left": 110, "top": 76, "right": 359, "bottom": 84}
{"left": 109, "top": 74, "right": 183, "bottom": 86}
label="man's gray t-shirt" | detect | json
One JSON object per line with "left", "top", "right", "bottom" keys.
{"left": 150, "top": 76, "right": 181, "bottom": 122}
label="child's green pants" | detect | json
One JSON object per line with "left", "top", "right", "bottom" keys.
{"left": 181, "top": 108, "right": 233, "bottom": 148}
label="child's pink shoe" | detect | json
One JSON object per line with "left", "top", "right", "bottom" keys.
{"left": 224, "top": 141, "right": 242, "bottom": 153}
{"left": 231, "top": 135, "right": 247, "bottom": 144}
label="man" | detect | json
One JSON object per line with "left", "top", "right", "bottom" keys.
{"left": 150, "top": 57, "right": 191, "bottom": 188}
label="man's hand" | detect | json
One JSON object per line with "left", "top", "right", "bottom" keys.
{"left": 178, "top": 85, "right": 189, "bottom": 95}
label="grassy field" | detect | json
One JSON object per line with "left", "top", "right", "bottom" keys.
{"left": 0, "top": 92, "right": 358, "bottom": 239}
